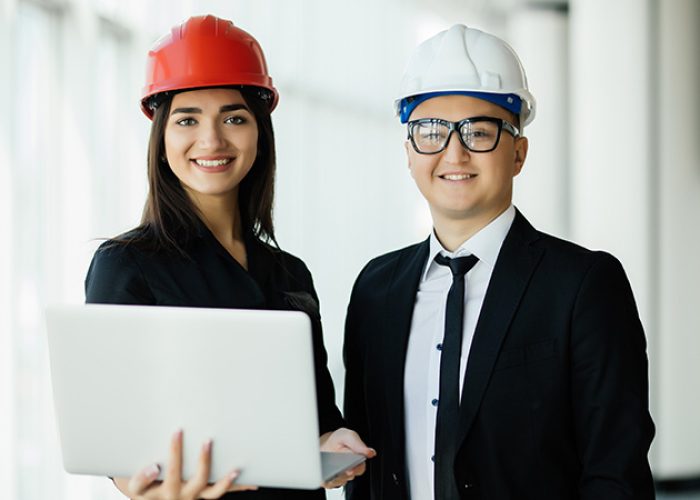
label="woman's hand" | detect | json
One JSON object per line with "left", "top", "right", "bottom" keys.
{"left": 113, "top": 430, "right": 258, "bottom": 499}
{"left": 319, "top": 427, "right": 377, "bottom": 489}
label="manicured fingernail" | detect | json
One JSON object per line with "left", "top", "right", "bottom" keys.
{"left": 145, "top": 463, "right": 160, "bottom": 480}
{"left": 229, "top": 470, "right": 240, "bottom": 482}
{"left": 202, "top": 439, "right": 212, "bottom": 453}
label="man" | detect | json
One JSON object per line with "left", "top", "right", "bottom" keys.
{"left": 343, "top": 24, "right": 655, "bottom": 500}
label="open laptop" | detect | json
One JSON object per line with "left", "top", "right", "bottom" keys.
{"left": 45, "top": 304, "right": 365, "bottom": 489}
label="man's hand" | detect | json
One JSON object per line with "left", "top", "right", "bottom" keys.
{"left": 319, "top": 428, "right": 377, "bottom": 489}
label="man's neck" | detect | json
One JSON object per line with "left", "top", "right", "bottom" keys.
{"left": 432, "top": 206, "right": 510, "bottom": 252}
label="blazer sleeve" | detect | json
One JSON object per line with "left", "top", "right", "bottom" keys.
{"left": 571, "top": 253, "right": 655, "bottom": 499}
{"left": 287, "top": 262, "right": 345, "bottom": 436}
{"left": 85, "top": 243, "right": 154, "bottom": 305}
{"left": 343, "top": 266, "right": 372, "bottom": 499}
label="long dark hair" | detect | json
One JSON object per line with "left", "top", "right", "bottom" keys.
{"left": 132, "top": 86, "right": 277, "bottom": 254}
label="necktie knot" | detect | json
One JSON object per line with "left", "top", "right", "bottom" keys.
{"left": 435, "top": 253, "right": 478, "bottom": 278}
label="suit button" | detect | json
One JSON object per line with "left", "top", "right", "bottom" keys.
{"left": 392, "top": 472, "right": 399, "bottom": 486}
{"left": 463, "top": 482, "right": 474, "bottom": 489}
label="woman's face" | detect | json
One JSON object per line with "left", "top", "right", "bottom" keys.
{"left": 164, "top": 88, "right": 259, "bottom": 202}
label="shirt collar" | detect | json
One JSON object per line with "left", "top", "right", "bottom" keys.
{"left": 421, "top": 205, "right": 516, "bottom": 282}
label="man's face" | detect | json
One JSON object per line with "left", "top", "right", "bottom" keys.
{"left": 405, "top": 94, "right": 528, "bottom": 227}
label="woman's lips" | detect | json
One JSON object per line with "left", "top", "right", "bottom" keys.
{"left": 190, "top": 157, "right": 233, "bottom": 172}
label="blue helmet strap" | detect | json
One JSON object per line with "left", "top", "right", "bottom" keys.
{"left": 400, "top": 91, "right": 522, "bottom": 124}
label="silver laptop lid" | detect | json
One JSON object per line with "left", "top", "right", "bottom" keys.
{"left": 46, "top": 304, "right": 326, "bottom": 489}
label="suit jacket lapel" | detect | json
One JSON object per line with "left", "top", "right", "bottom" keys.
{"left": 381, "top": 237, "right": 430, "bottom": 462}
{"left": 456, "top": 210, "right": 544, "bottom": 445}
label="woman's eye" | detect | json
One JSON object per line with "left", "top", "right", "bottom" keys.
{"left": 175, "top": 118, "right": 197, "bottom": 126}
{"left": 224, "top": 115, "right": 247, "bottom": 125}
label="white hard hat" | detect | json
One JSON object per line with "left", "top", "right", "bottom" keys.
{"left": 395, "top": 24, "right": 536, "bottom": 126}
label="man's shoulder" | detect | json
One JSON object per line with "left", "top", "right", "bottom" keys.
{"left": 354, "top": 240, "right": 427, "bottom": 287}
{"left": 520, "top": 220, "right": 624, "bottom": 276}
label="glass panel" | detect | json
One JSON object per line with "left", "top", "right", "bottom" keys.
{"left": 13, "top": 2, "right": 60, "bottom": 498}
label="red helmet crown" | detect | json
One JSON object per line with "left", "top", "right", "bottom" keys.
{"left": 141, "top": 15, "right": 278, "bottom": 119}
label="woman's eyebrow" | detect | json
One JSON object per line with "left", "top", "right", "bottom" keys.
{"left": 220, "top": 103, "right": 249, "bottom": 113}
{"left": 170, "top": 104, "right": 249, "bottom": 115}
{"left": 171, "top": 107, "right": 201, "bottom": 115}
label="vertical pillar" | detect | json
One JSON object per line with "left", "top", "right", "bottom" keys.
{"left": 569, "top": 0, "right": 655, "bottom": 321}
{"left": 0, "top": 0, "right": 17, "bottom": 497}
{"left": 508, "top": 3, "right": 570, "bottom": 238}
{"left": 656, "top": 0, "right": 700, "bottom": 480}
{"left": 569, "top": 0, "right": 659, "bottom": 467}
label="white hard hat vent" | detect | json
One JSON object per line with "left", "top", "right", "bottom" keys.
{"left": 480, "top": 72, "right": 502, "bottom": 91}
{"left": 425, "top": 27, "right": 481, "bottom": 91}
{"left": 394, "top": 24, "right": 537, "bottom": 126}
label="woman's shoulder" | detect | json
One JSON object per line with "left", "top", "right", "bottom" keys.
{"left": 86, "top": 227, "right": 156, "bottom": 304}
{"left": 92, "top": 225, "right": 184, "bottom": 262}
{"left": 256, "top": 239, "right": 310, "bottom": 277}
{"left": 94, "top": 226, "right": 153, "bottom": 252}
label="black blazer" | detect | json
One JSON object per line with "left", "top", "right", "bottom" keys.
{"left": 86, "top": 226, "right": 344, "bottom": 500}
{"left": 343, "top": 210, "right": 655, "bottom": 500}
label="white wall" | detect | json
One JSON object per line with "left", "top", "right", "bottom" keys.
{"left": 656, "top": 0, "right": 700, "bottom": 478}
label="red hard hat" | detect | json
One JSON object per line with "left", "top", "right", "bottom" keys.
{"left": 140, "top": 15, "right": 279, "bottom": 119}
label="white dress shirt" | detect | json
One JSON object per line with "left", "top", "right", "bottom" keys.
{"left": 403, "top": 205, "right": 515, "bottom": 500}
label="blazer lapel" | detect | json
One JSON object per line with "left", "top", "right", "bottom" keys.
{"left": 381, "top": 237, "right": 430, "bottom": 461}
{"left": 456, "top": 211, "right": 544, "bottom": 445}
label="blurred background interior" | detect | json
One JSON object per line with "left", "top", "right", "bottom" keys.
{"left": 0, "top": 0, "right": 698, "bottom": 498}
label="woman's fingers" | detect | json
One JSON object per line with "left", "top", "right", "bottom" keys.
{"left": 181, "top": 439, "right": 213, "bottom": 498}
{"left": 198, "top": 470, "right": 258, "bottom": 498}
{"left": 119, "top": 432, "right": 260, "bottom": 499}
{"left": 125, "top": 463, "right": 161, "bottom": 495}
{"left": 162, "top": 429, "right": 184, "bottom": 494}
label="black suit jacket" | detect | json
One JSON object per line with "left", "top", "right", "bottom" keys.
{"left": 86, "top": 226, "right": 344, "bottom": 499}
{"left": 343, "top": 210, "right": 655, "bottom": 500}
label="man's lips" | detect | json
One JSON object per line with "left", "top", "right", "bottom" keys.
{"left": 438, "top": 173, "right": 478, "bottom": 180}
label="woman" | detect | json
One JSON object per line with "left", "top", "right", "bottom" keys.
{"left": 85, "top": 15, "right": 374, "bottom": 500}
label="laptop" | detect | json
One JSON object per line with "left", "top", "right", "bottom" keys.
{"left": 45, "top": 304, "right": 365, "bottom": 489}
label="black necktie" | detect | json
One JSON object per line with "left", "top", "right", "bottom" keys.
{"left": 433, "top": 253, "right": 479, "bottom": 500}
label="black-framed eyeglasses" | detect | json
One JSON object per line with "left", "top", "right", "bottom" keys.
{"left": 407, "top": 116, "right": 520, "bottom": 154}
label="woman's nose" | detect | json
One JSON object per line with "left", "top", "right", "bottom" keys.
{"left": 197, "top": 122, "right": 226, "bottom": 150}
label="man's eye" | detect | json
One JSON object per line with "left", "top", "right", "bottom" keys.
{"left": 419, "top": 126, "right": 446, "bottom": 140}
{"left": 176, "top": 118, "right": 197, "bottom": 126}
{"left": 225, "top": 115, "right": 247, "bottom": 125}
{"left": 466, "top": 129, "right": 493, "bottom": 139}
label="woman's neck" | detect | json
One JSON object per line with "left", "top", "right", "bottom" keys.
{"left": 188, "top": 190, "right": 242, "bottom": 246}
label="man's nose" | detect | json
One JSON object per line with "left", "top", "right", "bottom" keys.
{"left": 442, "top": 130, "right": 470, "bottom": 163}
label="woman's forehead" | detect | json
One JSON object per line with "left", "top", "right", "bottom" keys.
{"left": 171, "top": 87, "right": 246, "bottom": 107}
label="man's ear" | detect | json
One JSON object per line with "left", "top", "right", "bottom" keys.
{"left": 513, "top": 136, "right": 528, "bottom": 176}
{"left": 404, "top": 141, "right": 415, "bottom": 177}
